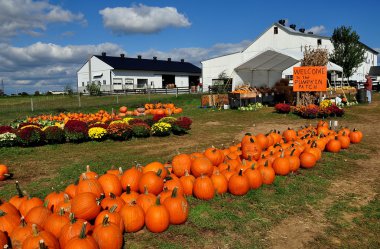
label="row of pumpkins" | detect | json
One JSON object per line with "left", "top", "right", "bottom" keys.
{"left": 118, "top": 103, "right": 182, "bottom": 117}
{"left": 0, "top": 121, "right": 363, "bottom": 248}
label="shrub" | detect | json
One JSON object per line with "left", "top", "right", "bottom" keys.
{"left": 88, "top": 127, "right": 108, "bottom": 141}
{"left": 43, "top": 126, "right": 66, "bottom": 144}
{"left": 122, "top": 117, "right": 135, "bottom": 124}
{"left": 0, "top": 126, "right": 15, "bottom": 134}
{"left": 158, "top": 117, "right": 177, "bottom": 124}
{"left": 144, "top": 118, "right": 155, "bottom": 127}
{"left": 153, "top": 114, "right": 167, "bottom": 122}
{"left": 274, "top": 103, "right": 291, "bottom": 113}
{"left": 326, "top": 104, "right": 344, "bottom": 117}
{"left": 128, "top": 118, "right": 147, "bottom": 126}
{"left": 107, "top": 122, "right": 133, "bottom": 141}
{"left": 0, "top": 132, "right": 18, "bottom": 147}
{"left": 17, "top": 126, "right": 44, "bottom": 146}
{"left": 151, "top": 122, "right": 172, "bottom": 137}
{"left": 64, "top": 120, "right": 88, "bottom": 142}
{"left": 18, "top": 122, "right": 42, "bottom": 129}
{"left": 174, "top": 117, "right": 192, "bottom": 130}
{"left": 131, "top": 123, "right": 151, "bottom": 138}
{"left": 88, "top": 122, "right": 109, "bottom": 129}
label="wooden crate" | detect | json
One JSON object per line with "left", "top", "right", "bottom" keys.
{"left": 201, "top": 94, "right": 229, "bottom": 107}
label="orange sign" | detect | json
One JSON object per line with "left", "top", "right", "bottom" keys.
{"left": 293, "top": 66, "right": 327, "bottom": 92}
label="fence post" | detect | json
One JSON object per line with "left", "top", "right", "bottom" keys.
{"left": 116, "top": 95, "right": 119, "bottom": 104}
{"left": 78, "top": 94, "right": 81, "bottom": 108}
{"left": 176, "top": 88, "right": 178, "bottom": 98}
{"left": 30, "top": 98, "right": 34, "bottom": 112}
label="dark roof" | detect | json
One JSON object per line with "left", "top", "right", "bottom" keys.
{"left": 95, "top": 55, "right": 201, "bottom": 74}
{"left": 369, "top": 66, "right": 380, "bottom": 76}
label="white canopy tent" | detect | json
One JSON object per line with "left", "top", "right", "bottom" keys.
{"left": 234, "top": 49, "right": 299, "bottom": 88}
{"left": 232, "top": 49, "right": 343, "bottom": 88}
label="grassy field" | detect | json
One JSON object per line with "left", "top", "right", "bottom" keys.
{"left": 0, "top": 93, "right": 379, "bottom": 248}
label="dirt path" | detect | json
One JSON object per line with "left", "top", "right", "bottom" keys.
{"left": 266, "top": 102, "right": 380, "bottom": 249}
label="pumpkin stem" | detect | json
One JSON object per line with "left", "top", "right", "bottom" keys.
{"left": 171, "top": 187, "right": 178, "bottom": 198}
{"left": 126, "top": 185, "right": 132, "bottom": 194}
{"left": 102, "top": 215, "right": 110, "bottom": 226}
{"left": 39, "top": 240, "right": 47, "bottom": 249}
{"left": 43, "top": 200, "right": 49, "bottom": 208}
{"left": 264, "top": 160, "right": 269, "bottom": 167}
{"left": 184, "top": 170, "right": 189, "bottom": 176}
{"left": 118, "top": 167, "right": 123, "bottom": 175}
{"left": 58, "top": 208, "right": 65, "bottom": 216}
{"left": 69, "top": 213, "right": 77, "bottom": 224}
{"left": 249, "top": 137, "right": 255, "bottom": 143}
{"left": 238, "top": 169, "right": 243, "bottom": 176}
{"left": 15, "top": 181, "right": 24, "bottom": 198}
{"left": 63, "top": 193, "right": 70, "bottom": 202}
{"left": 144, "top": 186, "right": 149, "bottom": 195}
{"left": 250, "top": 163, "right": 256, "bottom": 170}
{"left": 32, "top": 224, "right": 39, "bottom": 236}
{"left": 79, "top": 222, "right": 88, "bottom": 239}
{"left": 109, "top": 205, "right": 118, "bottom": 213}
{"left": 20, "top": 216, "right": 27, "bottom": 227}
{"left": 97, "top": 194, "right": 105, "bottom": 205}
{"left": 0, "top": 210, "right": 6, "bottom": 217}
{"left": 156, "top": 169, "right": 162, "bottom": 177}
{"left": 86, "top": 165, "right": 91, "bottom": 172}
{"left": 290, "top": 149, "right": 296, "bottom": 156}
{"left": 109, "top": 192, "right": 116, "bottom": 199}
{"left": 155, "top": 196, "right": 161, "bottom": 206}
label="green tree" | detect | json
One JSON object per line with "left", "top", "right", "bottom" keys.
{"left": 86, "top": 82, "right": 101, "bottom": 96}
{"left": 330, "top": 26, "right": 365, "bottom": 80}
{"left": 64, "top": 84, "right": 74, "bottom": 96}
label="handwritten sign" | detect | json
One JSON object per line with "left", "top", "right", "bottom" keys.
{"left": 293, "top": 66, "right": 327, "bottom": 92}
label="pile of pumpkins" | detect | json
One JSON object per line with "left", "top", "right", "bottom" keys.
{"left": 118, "top": 103, "right": 183, "bottom": 117}
{"left": 0, "top": 120, "right": 363, "bottom": 248}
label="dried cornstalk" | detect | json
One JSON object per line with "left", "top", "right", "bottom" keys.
{"left": 301, "top": 47, "right": 329, "bottom": 66}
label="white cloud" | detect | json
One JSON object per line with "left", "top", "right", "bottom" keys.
{"left": 99, "top": 4, "right": 191, "bottom": 34}
{"left": 306, "top": 25, "right": 326, "bottom": 35}
{"left": 0, "top": 39, "right": 252, "bottom": 93}
{"left": 137, "top": 40, "right": 252, "bottom": 65}
{"left": 0, "top": 42, "right": 125, "bottom": 93}
{"left": 0, "top": 0, "right": 85, "bottom": 38}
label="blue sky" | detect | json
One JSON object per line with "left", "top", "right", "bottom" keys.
{"left": 1, "top": 0, "right": 379, "bottom": 94}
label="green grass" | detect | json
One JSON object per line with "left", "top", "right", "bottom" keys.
{"left": 0, "top": 93, "right": 379, "bottom": 248}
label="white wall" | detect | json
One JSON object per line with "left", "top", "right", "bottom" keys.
{"left": 77, "top": 56, "right": 113, "bottom": 92}
{"left": 175, "top": 76, "right": 189, "bottom": 87}
{"left": 201, "top": 23, "right": 377, "bottom": 90}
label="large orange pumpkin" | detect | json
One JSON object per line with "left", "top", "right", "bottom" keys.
{"left": 191, "top": 157, "right": 214, "bottom": 177}
{"left": 71, "top": 192, "right": 101, "bottom": 221}
{"left": 193, "top": 175, "right": 215, "bottom": 200}
{"left": 93, "top": 215, "right": 123, "bottom": 249}
{"left": 228, "top": 169, "right": 250, "bottom": 196}
{"left": 145, "top": 197, "right": 170, "bottom": 233}
{"left": 172, "top": 154, "right": 192, "bottom": 177}
{"left": 120, "top": 201, "right": 145, "bottom": 233}
{"left": 163, "top": 188, "right": 189, "bottom": 225}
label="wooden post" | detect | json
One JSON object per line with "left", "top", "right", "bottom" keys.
{"left": 116, "top": 95, "right": 119, "bottom": 104}
{"left": 78, "top": 94, "right": 81, "bottom": 108}
{"left": 296, "top": 92, "right": 300, "bottom": 106}
{"left": 30, "top": 98, "right": 34, "bottom": 112}
{"left": 176, "top": 87, "right": 178, "bottom": 98}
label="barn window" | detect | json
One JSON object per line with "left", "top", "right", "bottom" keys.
{"left": 274, "top": 27, "right": 278, "bottom": 34}
{"left": 317, "top": 39, "right": 322, "bottom": 46}
{"left": 103, "top": 80, "right": 106, "bottom": 85}
{"left": 82, "top": 82, "right": 84, "bottom": 87}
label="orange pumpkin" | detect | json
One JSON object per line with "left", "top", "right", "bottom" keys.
{"left": 44, "top": 208, "right": 70, "bottom": 239}
{"left": 93, "top": 215, "right": 123, "bottom": 249}
{"left": 193, "top": 175, "right": 215, "bottom": 200}
{"left": 145, "top": 197, "right": 170, "bottom": 233}
{"left": 120, "top": 201, "right": 145, "bottom": 233}
{"left": 64, "top": 222, "right": 99, "bottom": 249}
{"left": 71, "top": 192, "right": 101, "bottom": 221}
{"left": 228, "top": 169, "right": 250, "bottom": 196}
{"left": 163, "top": 188, "right": 189, "bottom": 225}
{"left": 191, "top": 157, "right": 214, "bottom": 177}
{"left": 22, "top": 224, "right": 59, "bottom": 249}
{"left": 120, "top": 165, "right": 143, "bottom": 192}
{"left": 210, "top": 170, "right": 228, "bottom": 195}
{"left": 172, "top": 154, "right": 192, "bottom": 177}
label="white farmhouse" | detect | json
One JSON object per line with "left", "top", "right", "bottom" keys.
{"left": 77, "top": 53, "right": 201, "bottom": 93}
{"left": 201, "top": 20, "right": 378, "bottom": 91}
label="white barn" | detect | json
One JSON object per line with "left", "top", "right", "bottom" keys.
{"left": 201, "top": 21, "right": 378, "bottom": 90}
{"left": 77, "top": 53, "right": 201, "bottom": 93}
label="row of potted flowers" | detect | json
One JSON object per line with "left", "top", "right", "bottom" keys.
{"left": 0, "top": 115, "right": 192, "bottom": 147}
{"left": 274, "top": 103, "right": 345, "bottom": 119}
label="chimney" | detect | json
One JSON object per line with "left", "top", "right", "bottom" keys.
{"left": 101, "top": 52, "right": 106, "bottom": 57}
{"left": 289, "top": 24, "right": 296, "bottom": 30}
{"left": 137, "top": 55, "right": 142, "bottom": 59}
{"left": 278, "top": 19, "right": 286, "bottom": 26}
{"left": 299, "top": 28, "right": 305, "bottom": 33}
{"left": 120, "top": 53, "right": 125, "bottom": 58}
{"left": 153, "top": 56, "right": 157, "bottom": 60}
{"left": 308, "top": 31, "right": 314, "bottom": 34}
{"left": 180, "top": 59, "right": 185, "bottom": 63}
{"left": 167, "top": 58, "right": 171, "bottom": 62}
